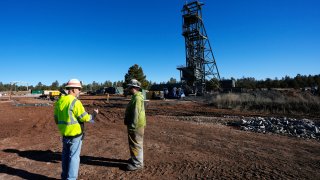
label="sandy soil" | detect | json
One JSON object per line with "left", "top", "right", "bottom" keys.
{"left": 0, "top": 95, "right": 319, "bottom": 179}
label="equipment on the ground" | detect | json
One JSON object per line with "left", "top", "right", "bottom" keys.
{"left": 39, "top": 90, "right": 61, "bottom": 100}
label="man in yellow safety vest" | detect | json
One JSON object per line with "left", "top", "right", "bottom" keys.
{"left": 54, "top": 78, "right": 98, "bottom": 180}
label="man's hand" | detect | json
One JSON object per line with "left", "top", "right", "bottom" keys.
{"left": 92, "top": 109, "right": 99, "bottom": 122}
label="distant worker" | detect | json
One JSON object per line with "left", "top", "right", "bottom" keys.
{"left": 177, "top": 88, "right": 185, "bottom": 99}
{"left": 124, "top": 79, "right": 146, "bottom": 171}
{"left": 54, "top": 78, "right": 99, "bottom": 180}
{"left": 163, "top": 88, "right": 169, "bottom": 99}
{"left": 172, "top": 87, "right": 177, "bottom": 98}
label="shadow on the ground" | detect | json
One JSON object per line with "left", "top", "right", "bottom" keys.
{"left": 0, "top": 164, "right": 58, "bottom": 180}
{"left": 81, "top": 156, "right": 127, "bottom": 168}
{"left": 3, "top": 148, "right": 128, "bottom": 169}
{"left": 3, "top": 149, "right": 60, "bottom": 163}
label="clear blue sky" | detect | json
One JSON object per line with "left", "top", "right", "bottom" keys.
{"left": 0, "top": 0, "right": 319, "bottom": 86}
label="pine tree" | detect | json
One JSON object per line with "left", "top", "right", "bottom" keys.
{"left": 124, "top": 64, "right": 149, "bottom": 89}
{"left": 51, "top": 80, "right": 59, "bottom": 90}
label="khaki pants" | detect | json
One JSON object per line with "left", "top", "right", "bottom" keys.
{"left": 127, "top": 127, "right": 144, "bottom": 166}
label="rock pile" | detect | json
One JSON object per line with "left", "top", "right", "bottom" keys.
{"left": 236, "top": 117, "right": 320, "bottom": 140}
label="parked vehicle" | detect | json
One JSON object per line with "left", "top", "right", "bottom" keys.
{"left": 39, "top": 90, "right": 61, "bottom": 100}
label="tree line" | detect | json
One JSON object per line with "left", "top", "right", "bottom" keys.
{"left": 0, "top": 80, "right": 125, "bottom": 92}
{"left": 0, "top": 63, "right": 319, "bottom": 92}
{"left": 0, "top": 64, "right": 148, "bottom": 92}
{"left": 0, "top": 64, "right": 176, "bottom": 92}
{"left": 233, "top": 74, "right": 320, "bottom": 89}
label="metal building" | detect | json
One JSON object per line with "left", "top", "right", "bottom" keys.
{"left": 177, "top": 1, "right": 220, "bottom": 95}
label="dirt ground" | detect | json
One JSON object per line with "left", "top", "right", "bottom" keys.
{"left": 0, "top": 95, "right": 319, "bottom": 179}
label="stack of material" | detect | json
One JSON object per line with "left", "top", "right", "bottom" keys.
{"left": 234, "top": 117, "right": 320, "bottom": 140}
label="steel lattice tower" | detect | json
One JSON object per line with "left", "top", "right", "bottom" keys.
{"left": 177, "top": 1, "right": 220, "bottom": 95}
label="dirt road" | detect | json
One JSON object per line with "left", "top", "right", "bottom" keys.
{"left": 0, "top": 96, "right": 319, "bottom": 179}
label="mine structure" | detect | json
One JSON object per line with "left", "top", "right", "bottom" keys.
{"left": 177, "top": 1, "right": 220, "bottom": 95}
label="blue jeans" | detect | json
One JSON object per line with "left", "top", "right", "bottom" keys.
{"left": 61, "top": 135, "right": 83, "bottom": 180}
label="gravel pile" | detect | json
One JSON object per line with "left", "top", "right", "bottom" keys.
{"left": 236, "top": 117, "right": 320, "bottom": 140}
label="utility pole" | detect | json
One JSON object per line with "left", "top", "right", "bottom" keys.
{"left": 9, "top": 81, "right": 29, "bottom": 100}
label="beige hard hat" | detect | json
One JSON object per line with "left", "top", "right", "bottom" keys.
{"left": 127, "top": 79, "right": 141, "bottom": 88}
{"left": 65, "top": 79, "right": 82, "bottom": 89}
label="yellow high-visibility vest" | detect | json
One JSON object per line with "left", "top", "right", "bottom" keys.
{"left": 54, "top": 95, "right": 92, "bottom": 137}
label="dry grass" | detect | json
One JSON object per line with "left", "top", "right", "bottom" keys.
{"left": 209, "top": 90, "right": 320, "bottom": 118}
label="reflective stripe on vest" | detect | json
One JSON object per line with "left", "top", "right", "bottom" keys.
{"left": 78, "top": 112, "right": 88, "bottom": 120}
{"left": 57, "top": 98, "right": 79, "bottom": 125}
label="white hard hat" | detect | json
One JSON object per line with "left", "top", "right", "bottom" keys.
{"left": 127, "top": 79, "right": 141, "bottom": 88}
{"left": 65, "top": 79, "right": 82, "bottom": 88}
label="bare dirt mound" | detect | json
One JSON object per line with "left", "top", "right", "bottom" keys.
{"left": 0, "top": 96, "right": 319, "bottom": 179}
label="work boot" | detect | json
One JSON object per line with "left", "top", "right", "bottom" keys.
{"left": 127, "top": 158, "right": 133, "bottom": 164}
{"left": 126, "top": 163, "right": 143, "bottom": 171}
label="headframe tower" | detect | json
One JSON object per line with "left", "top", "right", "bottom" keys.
{"left": 177, "top": 1, "right": 220, "bottom": 95}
